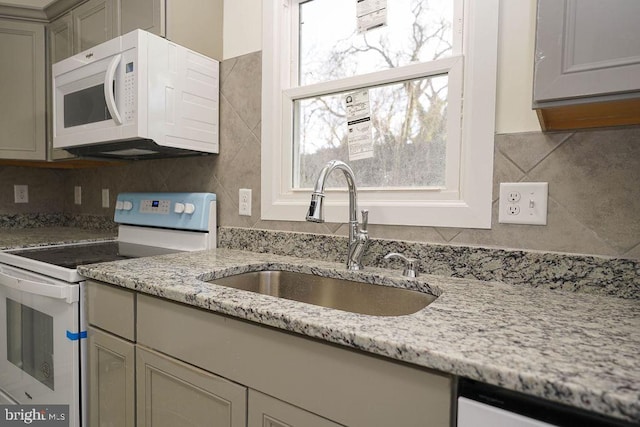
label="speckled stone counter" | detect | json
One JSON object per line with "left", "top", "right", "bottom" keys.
{"left": 219, "top": 227, "right": 640, "bottom": 300}
{"left": 0, "top": 227, "right": 116, "bottom": 250}
{"left": 78, "top": 248, "right": 640, "bottom": 424}
{"left": 0, "top": 213, "right": 116, "bottom": 231}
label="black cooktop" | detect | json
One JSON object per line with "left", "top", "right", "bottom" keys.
{"left": 8, "top": 242, "right": 126, "bottom": 269}
{"left": 8, "top": 241, "right": 180, "bottom": 269}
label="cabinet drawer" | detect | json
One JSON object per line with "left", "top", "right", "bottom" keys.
{"left": 87, "top": 281, "right": 135, "bottom": 340}
{"left": 137, "top": 294, "right": 452, "bottom": 427}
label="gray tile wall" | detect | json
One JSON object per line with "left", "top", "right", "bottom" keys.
{"left": 0, "top": 166, "right": 64, "bottom": 213}
{"left": 1, "top": 50, "right": 639, "bottom": 260}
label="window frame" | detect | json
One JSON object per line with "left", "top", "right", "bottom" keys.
{"left": 261, "top": 0, "right": 499, "bottom": 228}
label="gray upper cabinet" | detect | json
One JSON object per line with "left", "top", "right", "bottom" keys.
{"left": 165, "top": 0, "right": 223, "bottom": 60}
{"left": 121, "top": 0, "right": 223, "bottom": 60}
{"left": 73, "top": 0, "right": 120, "bottom": 54}
{"left": 47, "top": 0, "right": 119, "bottom": 63}
{"left": 533, "top": 0, "right": 640, "bottom": 130}
{"left": 121, "top": 0, "right": 164, "bottom": 36}
{"left": 0, "top": 19, "right": 46, "bottom": 160}
{"left": 47, "top": 13, "right": 73, "bottom": 63}
{"left": 534, "top": 0, "right": 640, "bottom": 103}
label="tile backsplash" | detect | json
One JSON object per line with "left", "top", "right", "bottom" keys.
{"left": 1, "top": 50, "right": 639, "bottom": 260}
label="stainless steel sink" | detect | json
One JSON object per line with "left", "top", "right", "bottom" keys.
{"left": 208, "top": 270, "right": 436, "bottom": 316}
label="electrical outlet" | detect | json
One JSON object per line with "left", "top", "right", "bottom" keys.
{"left": 74, "top": 186, "right": 82, "bottom": 205}
{"left": 14, "top": 185, "right": 28, "bottom": 203}
{"left": 507, "top": 191, "right": 521, "bottom": 202}
{"left": 499, "top": 182, "right": 548, "bottom": 225}
{"left": 102, "top": 189, "right": 110, "bottom": 208}
{"left": 239, "top": 188, "right": 252, "bottom": 216}
{"left": 507, "top": 204, "right": 520, "bottom": 215}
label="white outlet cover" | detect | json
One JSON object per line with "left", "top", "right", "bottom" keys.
{"left": 102, "top": 189, "right": 110, "bottom": 208}
{"left": 239, "top": 188, "right": 252, "bottom": 216}
{"left": 499, "top": 182, "right": 548, "bottom": 225}
{"left": 74, "top": 186, "right": 82, "bottom": 205}
{"left": 14, "top": 185, "right": 28, "bottom": 203}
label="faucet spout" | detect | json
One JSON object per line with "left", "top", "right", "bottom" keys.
{"left": 305, "top": 160, "right": 370, "bottom": 270}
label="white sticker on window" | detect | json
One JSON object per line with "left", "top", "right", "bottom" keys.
{"left": 356, "top": 0, "right": 387, "bottom": 33}
{"left": 346, "top": 90, "right": 374, "bottom": 160}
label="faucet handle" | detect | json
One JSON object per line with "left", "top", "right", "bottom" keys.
{"left": 360, "top": 209, "right": 368, "bottom": 232}
{"left": 383, "top": 252, "right": 419, "bottom": 278}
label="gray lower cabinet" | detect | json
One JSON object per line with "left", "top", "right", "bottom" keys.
{"left": 87, "top": 283, "right": 136, "bottom": 426}
{"left": 88, "top": 327, "right": 136, "bottom": 427}
{"left": 0, "top": 19, "right": 46, "bottom": 160}
{"left": 87, "top": 281, "right": 452, "bottom": 427}
{"left": 136, "top": 346, "right": 247, "bottom": 427}
{"left": 248, "top": 390, "right": 342, "bottom": 427}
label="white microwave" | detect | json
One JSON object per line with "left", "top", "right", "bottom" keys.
{"left": 52, "top": 30, "right": 219, "bottom": 159}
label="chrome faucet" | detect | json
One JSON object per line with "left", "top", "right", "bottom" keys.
{"left": 306, "top": 160, "right": 370, "bottom": 270}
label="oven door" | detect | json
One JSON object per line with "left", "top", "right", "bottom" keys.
{"left": 0, "top": 264, "right": 81, "bottom": 424}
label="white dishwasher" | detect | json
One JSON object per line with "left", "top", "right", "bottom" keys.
{"left": 457, "top": 379, "right": 633, "bottom": 427}
{"left": 458, "top": 396, "right": 555, "bottom": 426}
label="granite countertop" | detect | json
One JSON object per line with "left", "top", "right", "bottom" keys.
{"left": 77, "top": 248, "right": 640, "bottom": 424}
{"left": 0, "top": 227, "right": 116, "bottom": 250}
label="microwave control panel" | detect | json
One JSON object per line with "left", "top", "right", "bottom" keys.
{"left": 123, "top": 61, "right": 135, "bottom": 123}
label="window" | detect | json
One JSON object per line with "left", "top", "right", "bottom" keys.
{"left": 262, "top": 0, "right": 498, "bottom": 228}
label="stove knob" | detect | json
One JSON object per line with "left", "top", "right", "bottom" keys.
{"left": 184, "top": 203, "right": 196, "bottom": 215}
{"left": 115, "top": 201, "right": 124, "bottom": 210}
{"left": 174, "top": 203, "right": 185, "bottom": 214}
{"left": 122, "top": 201, "right": 133, "bottom": 211}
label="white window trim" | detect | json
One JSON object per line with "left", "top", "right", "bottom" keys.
{"left": 261, "top": 0, "right": 498, "bottom": 228}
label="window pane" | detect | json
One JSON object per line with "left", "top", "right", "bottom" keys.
{"left": 299, "top": 0, "right": 454, "bottom": 85}
{"left": 294, "top": 75, "right": 448, "bottom": 189}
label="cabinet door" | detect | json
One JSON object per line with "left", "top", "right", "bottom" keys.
{"left": 47, "top": 13, "right": 73, "bottom": 63}
{"left": 166, "top": 0, "right": 222, "bottom": 59}
{"left": 534, "top": 0, "right": 640, "bottom": 103}
{"left": 0, "top": 19, "right": 46, "bottom": 160}
{"left": 121, "top": 0, "right": 165, "bottom": 36}
{"left": 88, "top": 327, "right": 136, "bottom": 427}
{"left": 73, "top": 0, "right": 120, "bottom": 54}
{"left": 136, "top": 346, "right": 247, "bottom": 427}
{"left": 248, "top": 390, "right": 343, "bottom": 427}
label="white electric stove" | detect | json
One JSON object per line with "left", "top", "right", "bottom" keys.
{"left": 0, "top": 192, "right": 217, "bottom": 427}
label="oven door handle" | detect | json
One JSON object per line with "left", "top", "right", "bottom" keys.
{"left": 0, "top": 268, "right": 77, "bottom": 304}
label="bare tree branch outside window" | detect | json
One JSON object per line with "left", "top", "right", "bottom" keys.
{"left": 295, "top": 0, "right": 453, "bottom": 189}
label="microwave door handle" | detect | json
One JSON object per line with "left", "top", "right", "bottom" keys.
{"left": 104, "top": 54, "right": 123, "bottom": 125}
{"left": 0, "top": 268, "right": 76, "bottom": 304}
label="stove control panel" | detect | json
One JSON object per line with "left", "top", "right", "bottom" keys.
{"left": 140, "top": 199, "right": 171, "bottom": 214}
{"left": 114, "top": 192, "right": 217, "bottom": 231}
